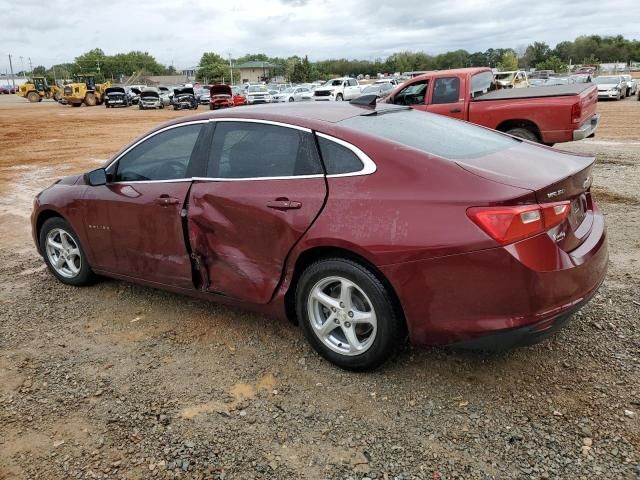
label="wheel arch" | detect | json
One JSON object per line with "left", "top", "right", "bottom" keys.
{"left": 283, "top": 245, "right": 406, "bottom": 331}
{"left": 35, "top": 209, "right": 66, "bottom": 251}
{"left": 495, "top": 119, "right": 541, "bottom": 140}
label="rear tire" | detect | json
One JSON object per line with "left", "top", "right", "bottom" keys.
{"left": 84, "top": 93, "right": 97, "bottom": 106}
{"left": 335, "top": 93, "right": 344, "bottom": 101}
{"left": 39, "top": 217, "right": 94, "bottom": 286}
{"left": 27, "top": 91, "right": 40, "bottom": 103}
{"left": 505, "top": 127, "right": 539, "bottom": 143}
{"left": 295, "top": 258, "right": 403, "bottom": 371}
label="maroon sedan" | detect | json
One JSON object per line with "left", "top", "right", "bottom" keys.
{"left": 31, "top": 102, "right": 608, "bottom": 370}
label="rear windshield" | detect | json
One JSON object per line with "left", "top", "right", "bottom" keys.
{"left": 595, "top": 76, "right": 620, "bottom": 84}
{"left": 340, "top": 109, "right": 517, "bottom": 160}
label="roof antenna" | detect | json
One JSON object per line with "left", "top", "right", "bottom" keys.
{"left": 349, "top": 94, "right": 378, "bottom": 107}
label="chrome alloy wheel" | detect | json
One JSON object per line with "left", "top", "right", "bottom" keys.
{"left": 307, "top": 276, "right": 377, "bottom": 356}
{"left": 45, "top": 228, "right": 82, "bottom": 279}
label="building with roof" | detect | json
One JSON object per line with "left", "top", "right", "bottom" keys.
{"left": 236, "top": 61, "right": 275, "bottom": 83}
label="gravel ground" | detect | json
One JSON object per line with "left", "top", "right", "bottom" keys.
{"left": 0, "top": 95, "right": 638, "bottom": 479}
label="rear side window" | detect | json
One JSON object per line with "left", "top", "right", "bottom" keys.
{"left": 317, "top": 136, "right": 364, "bottom": 175}
{"left": 207, "top": 122, "right": 322, "bottom": 178}
{"left": 432, "top": 77, "right": 460, "bottom": 104}
{"left": 340, "top": 110, "right": 517, "bottom": 160}
{"left": 470, "top": 71, "right": 494, "bottom": 97}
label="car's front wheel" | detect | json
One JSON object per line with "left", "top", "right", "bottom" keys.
{"left": 39, "top": 217, "right": 94, "bottom": 286}
{"left": 295, "top": 258, "right": 403, "bottom": 371}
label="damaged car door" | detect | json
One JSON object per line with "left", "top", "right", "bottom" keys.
{"left": 85, "top": 122, "right": 209, "bottom": 287}
{"left": 188, "top": 120, "right": 327, "bottom": 304}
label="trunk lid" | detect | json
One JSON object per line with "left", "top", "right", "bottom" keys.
{"left": 575, "top": 84, "right": 598, "bottom": 125}
{"left": 456, "top": 142, "right": 595, "bottom": 252}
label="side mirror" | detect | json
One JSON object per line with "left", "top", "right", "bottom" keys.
{"left": 85, "top": 168, "right": 107, "bottom": 186}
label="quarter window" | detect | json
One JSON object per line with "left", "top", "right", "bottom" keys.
{"left": 432, "top": 77, "right": 460, "bottom": 104}
{"left": 114, "top": 124, "right": 202, "bottom": 182}
{"left": 317, "top": 137, "right": 364, "bottom": 175}
{"left": 207, "top": 122, "right": 323, "bottom": 178}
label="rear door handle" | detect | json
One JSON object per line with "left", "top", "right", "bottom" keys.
{"left": 155, "top": 195, "right": 180, "bottom": 206}
{"left": 267, "top": 199, "right": 302, "bottom": 210}
{"left": 450, "top": 108, "right": 462, "bottom": 113}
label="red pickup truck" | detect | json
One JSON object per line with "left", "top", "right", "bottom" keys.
{"left": 384, "top": 67, "right": 600, "bottom": 145}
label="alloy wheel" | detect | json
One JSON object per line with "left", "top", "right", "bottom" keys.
{"left": 307, "top": 276, "right": 377, "bottom": 356}
{"left": 45, "top": 228, "right": 82, "bottom": 279}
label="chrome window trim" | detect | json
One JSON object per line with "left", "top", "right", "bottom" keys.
{"left": 316, "top": 132, "right": 377, "bottom": 177}
{"left": 103, "top": 117, "right": 376, "bottom": 184}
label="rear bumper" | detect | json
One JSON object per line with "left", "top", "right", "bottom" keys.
{"left": 573, "top": 113, "right": 600, "bottom": 141}
{"left": 381, "top": 207, "right": 608, "bottom": 347}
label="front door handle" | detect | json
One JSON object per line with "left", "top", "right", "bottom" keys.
{"left": 155, "top": 195, "right": 180, "bottom": 206}
{"left": 450, "top": 108, "right": 462, "bottom": 113}
{"left": 267, "top": 198, "right": 302, "bottom": 210}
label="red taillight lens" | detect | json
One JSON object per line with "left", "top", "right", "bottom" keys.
{"left": 467, "top": 201, "right": 570, "bottom": 245}
{"left": 571, "top": 102, "right": 582, "bottom": 124}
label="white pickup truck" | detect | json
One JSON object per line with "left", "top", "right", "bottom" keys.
{"left": 312, "top": 77, "right": 361, "bottom": 101}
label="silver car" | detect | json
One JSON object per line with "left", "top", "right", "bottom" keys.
{"left": 595, "top": 76, "right": 625, "bottom": 100}
{"left": 621, "top": 74, "right": 637, "bottom": 97}
{"left": 271, "top": 86, "right": 311, "bottom": 103}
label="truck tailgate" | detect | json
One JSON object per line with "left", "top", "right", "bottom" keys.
{"left": 576, "top": 84, "right": 598, "bottom": 125}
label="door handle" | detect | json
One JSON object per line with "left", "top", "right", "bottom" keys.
{"left": 266, "top": 198, "right": 302, "bottom": 210}
{"left": 450, "top": 108, "right": 462, "bottom": 113}
{"left": 155, "top": 195, "right": 180, "bottom": 206}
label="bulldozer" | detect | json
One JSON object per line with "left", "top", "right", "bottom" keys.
{"left": 61, "top": 74, "right": 111, "bottom": 107}
{"left": 17, "top": 77, "right": 62, "bottom": 102}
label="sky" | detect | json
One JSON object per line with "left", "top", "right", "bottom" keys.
{"left": 0, "top": 0, "right": 639, "bottom": 73}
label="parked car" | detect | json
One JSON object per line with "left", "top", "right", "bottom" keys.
{"left": 384, "top": 67, "right": 600, "bottom": 144}
{"left": 197, "top": 88, "right": 211, "bottom": 105}
{"left": 209, "top": 85, "right": 234, "bottom": 110}
{"left": 231, "top": 87, "right": 247, "bottom": 106}
{"left": 31, "top": 102, "right": 608, "bottom": 370}
{"left": 245, "top": 85, "right": 272, "bottom": 104}
{"left": 173, "top": 87, "right": 198, "bottom": 110}
{"left": 494, "top": 70, "right": 529, "bottom": 88}
{"left": 158, "top": 86, "right": 172, "bottom": 106}
{"left": 313, "top": 77, "right": 361, "bottom": 101}
{"left": 0, "top": 84, "right": 12, "bottom": 94}
{"left": 104, "top": 87, "right": 130, "bottom": 108}
{"left": 374, "top": 78, "right": 399, "bottom": 86}
{"left": 621, "top": 74, "right": 637, "bottom": 97}
{"left": 127, "top": 87, "right": 142, "bottom": 105}
{"left": 271, "top": 86, "right": 311, "bottom": 103}
{"left": 139, "top": 88, "right": 164, "bottom": 110}
{"left": 357, "top": 83, "right": 394, "bottom": 98}
{"left": 595, "top": 76, "right": 625, "bottom": 100}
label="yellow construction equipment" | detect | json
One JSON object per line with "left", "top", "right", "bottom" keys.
{"left": 17, "top": 77, "right": 62, "bottom": 102}
{"left": 61, "top": 74, "right": 111, "bottom": 107}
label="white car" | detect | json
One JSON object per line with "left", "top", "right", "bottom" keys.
{"left": 621, "top": 75, "right": 637, "bottom": 97}
{"left": 272, "top": 86, "right": 311, "bottom": 103}
{"left": 245, "top": 85, "right": 272, "bottom": 104}
{"left": 595, "top": 76, "right": 625, "bottom": 100}
{"left": 312, "top": 77, "right": 361, "bottom": 101}
{"left": 374, "top": 78, "right": 399, "bottom": 86}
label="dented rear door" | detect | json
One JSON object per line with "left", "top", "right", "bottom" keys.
{"left": 187, "top": 120, "right": 327, "bottom": 304}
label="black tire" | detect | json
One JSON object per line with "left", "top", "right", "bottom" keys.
{"left": 288, "top": 96, "right": 294, "bottom": 102}
{"left": 335, "top": 93, "right": 343, "bottom": 101}
{"left": 71, "top": 103, "right": 81, "bottom": 107}
{"left": 505, "top": 127, "right": 539, "bottom": 143}
{"left": 84, "top": 93, "right": 97, "bottom": 106}
{"left": 27, "top": 91, "right": 40, "bottom": 103}
{"left": 39, "top": 217, "right": 94, "bottom": 286}
{"left": 295, "top": 258, "right": 403, "bottom": 371}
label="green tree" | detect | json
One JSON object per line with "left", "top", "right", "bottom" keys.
{"left": 497, "top": 51, "right": 518, "bottom": 71}
{"left": 290, "top": 56, "right": 313, "bottom": 83}
{"left": 536, "top": 55, "right": 567, "bottom": 73}
{"left": 32, "top": 65, "right": 46, "bottom": 76}
{"left": 523, "top": 42, "right": 551, "bottom": 67}
{"left": 197, "top": 52, "right": 227, "bottom": 82}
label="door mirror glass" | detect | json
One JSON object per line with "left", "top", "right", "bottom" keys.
{"left": 85, "top": 168, "right": 107, "bottom": 186}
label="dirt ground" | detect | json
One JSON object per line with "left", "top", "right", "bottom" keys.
{"left": 0, "top": 95, "right": 638, "bottom": 480}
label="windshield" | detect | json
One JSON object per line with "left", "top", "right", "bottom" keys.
{"left": 495, "top": 72, "right": 515, "bottom": 81}
{"left": 248, "top": 85, "right": 268, "bottom": 93}
{"left": 283, "top": 87, "right": 295, "bottom": 93}
{"left": 595, "top": 76, "right": 620, "bottom": 84}
{"left": 325, "top": 79, "right": 344, "bottom": 87}
{"left": 340, "top": 109, "right": 517, "bottom": 160}
{"left": 362, "top": 85, "right": 382, "bottom": 94}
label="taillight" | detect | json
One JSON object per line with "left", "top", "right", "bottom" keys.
{"left": 571, "top": 101, "right": 582, "bottom": 124}
{"left": 467, "top": 201, "right": 570, "bottom": 245}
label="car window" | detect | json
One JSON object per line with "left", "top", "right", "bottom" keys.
{"left": 114, "top": 124, "right": 202, "bottom": 182}
{"left": 431, "top": 77, "right": 460, "bottom": 104}
{"left": 392, "top": 80, "right": 428, "bottom": 105}
{"left": 317, "top": 137, "right": 364, "bottom": 175}
{"left": 470, "top": 71, "right": 494, "bottom": 97}
{"left": 207, "top": 122, "right": 323, "bottom": 178}
{"left": 349, "top": 79, "right": 357, "bottom": 86}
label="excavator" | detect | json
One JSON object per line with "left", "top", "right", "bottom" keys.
{"left": 17, "top": 77, "right": 62, "bottom": 102}
{"left": 61, "top": 74, "right": 111, "bottom": 107}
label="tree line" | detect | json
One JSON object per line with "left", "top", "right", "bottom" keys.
{"left": 28, "top": 35, "right": 640, "bottom": 84}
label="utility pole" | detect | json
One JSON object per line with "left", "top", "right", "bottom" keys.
{"left": 228, "top": 53, "right": 233, "bottom": 85}
{"left": 7, "top": 54, "right": 15, "bottom": 88}
{"left": 28, "top": 57, "right": 33, "bottom": 74}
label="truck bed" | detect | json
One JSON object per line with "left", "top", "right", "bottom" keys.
{"left": 474, "top": 84, "right": 593, "bottom": 102}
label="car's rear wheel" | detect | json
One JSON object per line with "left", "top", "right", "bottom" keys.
{"left": 335, "top": 94, "right": 343, "bottom": 101}
{"left": 295, "top": 258, "right": 402, "bottom": 371}
{"left": 505, "top": 127, "right": 539, "bottom": 143}
{"left": 40, "top": 217, "right": 94, "bottom": 286}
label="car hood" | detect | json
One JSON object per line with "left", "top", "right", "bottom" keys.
{"left": 141, "top": 91, "right": 160, "bottom": 98}
{"left": 246, "top": 91, "right": 269, "bottom": 95}
{"left": 455, "top": 140, "right": 594, "bottom": 199}
{"left": 596, "top": 83, "right": 618, "bottom": 89}
{"left": 174, "top": 87, "right": 195, "bottom": 96}
{"left": 314, "top": 86, "right": 335, "bottom": 92}
{"left": 210, "top": 85, "right": 232, "bottom": 96}
{"left": 106, "top": 87, "right": 125, "bottom": 95}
